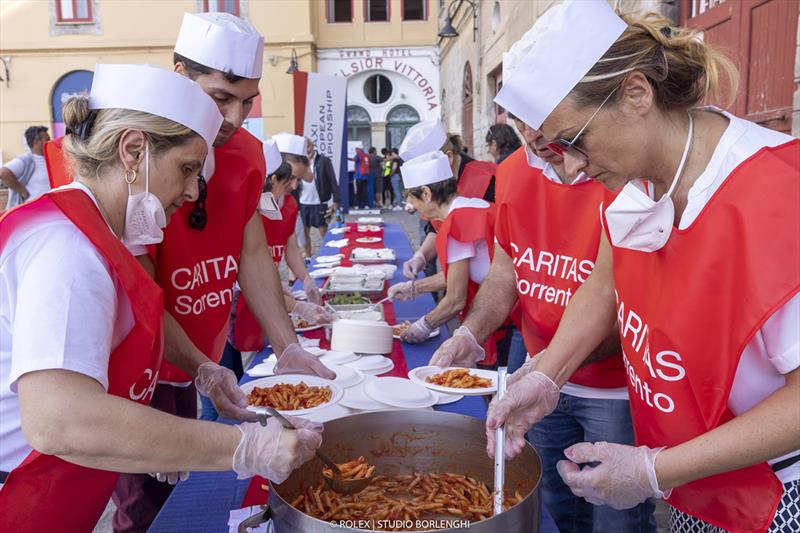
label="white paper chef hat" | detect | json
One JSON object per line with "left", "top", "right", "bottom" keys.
{"left": 174, "top": 12, "right": 264, "bottom": 79}
{"left": 262, "top": 139, "right": 283, "bottom": 176}
{"left": 399, "top": 120, "right": 447, "bottom": 161}
{"left": 502, "top": 23, "right": 539, "bottom": 81}
{"left": 400, "top": 151, "right": 453, "bottom": 189}
{"left": 494, "top": 0, "right": 627, "bottom": 129}
{"left": 272, "top": 132, "right": 307, "bottom": 156}
{"left": 89, "top": 64, "right": 223, "bottom": 151}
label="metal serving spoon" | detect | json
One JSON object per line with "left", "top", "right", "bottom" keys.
{"left": 257, "top": 408, "right": 374, "bottom": 494}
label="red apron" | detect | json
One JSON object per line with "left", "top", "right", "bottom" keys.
{"left": 457, "top": 160, "right": 497, "bottom": 199}
{"left": 233, "top": 195, "right": 299, "bottom": 352}
{"left": 494, "top": 166, "right": 626, "bottom": 388}
{"left": 43, "top": 137, "right": 73, "bottom": 189}
{"left": 0, "top": 189, "right": 164, "bottom": 532}
{"left": 434, "top": 203, "right": 503, "bottom": 365}
{"left": 154, "top": 129, "right": 265, "bottom": 384}
{"left": 605, "top": 140, "right": 799, "bottom": 532}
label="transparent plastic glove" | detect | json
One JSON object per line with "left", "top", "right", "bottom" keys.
{"left": 556, "top": 442, "right": 669, "bottom": 509}
{"left": 506, "top": 350, "right": 546, "bottom": 386}
{"left": 486, "top": 371, "right": 560, "bottom": 460}
{"left": 403, "top": 251, "right": 426, "bottom": 279}
{"left": 274, "top": 342, "right": 336, "bottom": 380}
{"left": 232, "top": 416, "right": 323, "bottom": 483}
{"left": 293, "top": 301, "right": 335, "bottom": 325}
{"left": 148, "top": 471, "right": 189, "bottom": 484}
{"left": 388, "top": 281, "right": 416, "bottom": 301}
{"left": 303, "top": 276, "right": 322, "bottom": 305}
{"left": 400, "top": 316, "right": 434, "bottom": 344}
{"left": 195, "top": 362, "right": 258, "bottom": 422}
{"left": 428, "top": 326, "right": 485, "bottom": 368}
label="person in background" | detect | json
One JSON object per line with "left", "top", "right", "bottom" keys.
{"left": 353, "top": 147, "right": 371, "bottom": 208}
{"left": 298, "top": 138, "right": 339, "bottom": 258}
{"left": 0, "top": 126, "right": 51, "bottom": 209}
{"left": 368, "top": 147, "right": 383, "bottom": 207}
{"left": 389, "top": 148, "right": 404, "bottom": 211}
{"left": 486, "top": 123, "right": 522, "bottom": 164}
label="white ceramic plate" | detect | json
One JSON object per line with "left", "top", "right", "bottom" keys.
{"left": 408, "top": 366, "right": 498, "bottom": 396}
{"left": 241, "top": 375, "right": 343, "bottom": 416}
{"left": 355, "top": 236, "right": 382, "bottom": 244}
{"left": 327, "top": 364, "right": 365, "bottom": 389}
{"left": 318, "top": 351, "right": 360, "bottom": 366}
{"left": 364, "top": 377, "right": 437, "bottom": 409}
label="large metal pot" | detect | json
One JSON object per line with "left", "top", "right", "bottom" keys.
{"left": 269, "top": 410, "right": 542, "bottom": 533}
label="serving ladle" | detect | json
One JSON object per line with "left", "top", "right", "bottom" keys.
{"left": 257, "top": 407, "right": 374, "bottom": 494}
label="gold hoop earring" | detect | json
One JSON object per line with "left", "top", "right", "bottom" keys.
{"left": 124, "top": 169, "right": 137, "bottom": 184}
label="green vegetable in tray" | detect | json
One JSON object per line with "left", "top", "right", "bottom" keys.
{"left": 327, "top": 293, "right": 369, "bottom": 305}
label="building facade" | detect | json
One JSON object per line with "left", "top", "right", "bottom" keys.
{"left": 437, "top": 0, "right": 799, "bottom": 162}
{"left": 0, "top": 0, "right": 438, "bottom": 164}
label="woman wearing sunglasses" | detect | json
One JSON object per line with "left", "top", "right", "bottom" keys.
{"left": 0, "top": 64, "right": 323, "bottom": 532}
{"left": 487, "top": 2, "right": 799, "bottom": 531}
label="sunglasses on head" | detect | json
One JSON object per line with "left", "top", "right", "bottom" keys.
{"left": 188, "top": 174, "right": 207, "bottom": 230}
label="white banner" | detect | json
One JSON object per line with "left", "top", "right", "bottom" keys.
{"left": 303, "top": 72, "right": 347, "bottom": 181}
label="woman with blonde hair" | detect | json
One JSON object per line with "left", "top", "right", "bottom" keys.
{"left": 0, "top": 65, "right": 323, "bottom": 531}
{"left": 488, "top": 1, "right": 799, "bottom": 531}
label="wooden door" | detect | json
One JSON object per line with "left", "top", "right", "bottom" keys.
{"left": 463, "top": 62, "right": 474, "bottom": 154}
{"left": 680, "top": 0, "right": 798, "bottom": 133}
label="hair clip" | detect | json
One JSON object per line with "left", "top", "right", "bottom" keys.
{"left": 67, "top": 110, "right": 98, "bottom": 141}
{"left": 660, "top": 26, "right": 672, "bottom": 38}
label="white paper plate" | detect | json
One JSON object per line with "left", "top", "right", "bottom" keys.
{"left": 364, "top": 377, "right": 437, "bottom": 409}
{"left": 408, "top": 366, "right": 498, "bottom": 396}
{"left": 355, "top": 236, "right": 382, "bottom": 244}
{"left": 246, "top": 360, "right": 276, "bottom": 377}
{"left": 392, "top": 326, "right": 440, "bottom": 341}
{"left": 316, "top": 254, "right": 344, "bottom": 263}
{"left": 318, "top": 351, "right": 360, "bottom": 366}
{"left": 299, "top": 403, "right": 355, "bottom": 423}
{"left": 292, "top": 317, "right": 324, "bottom": 333}
{"left": 327, "top": 364, "right": 365, "bottom": 389}
{"left": 357, "top": 225, "right": 382, "bottom": 233}
{"left": 339, "top": 376, "right": 391, "bottom": 410}
{"left": 241, "top": 375, "right": 343, "bottom": 416}
{"left": 344, "top": 355, "right": 394, "bottom": 374}
{"left": 433, "top": 390, "right": 464, "bottom": 405}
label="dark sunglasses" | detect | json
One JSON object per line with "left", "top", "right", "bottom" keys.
{"left": 188, "top": 175, "right": 208, "bottom": 230}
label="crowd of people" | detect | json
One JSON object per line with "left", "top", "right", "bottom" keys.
{"left": 0, "top": 1, "right": 797, "bottom": 532}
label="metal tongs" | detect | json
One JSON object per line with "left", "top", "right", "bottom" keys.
{"left": 257, "top": 408, "right": 373, "bottom": 494}
{"left": 493, "top": 367, "right": 508, "bottom": 517}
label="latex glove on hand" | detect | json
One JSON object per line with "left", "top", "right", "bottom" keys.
{"left": 403, "top": 251, "right": 426, "bottom": 279}
{"left": 388, "top": 281, "right": 416, "bottom": 302}
{"left": 428, "top": 326, "right": 485, "bottom": 368}
{"left": 148, "top": 471, "right": 189, "bottom": 484}
{"left": 400, "top": 316, "right": 435, "bottom": 344}
{"left": 293, "top": 301, "right": 335, "bottom": 325}
{"left": 486, "top": 371, "right": 560, "bottom": 459}
{"left": 195, "top": 362, "right": 258, "bottom": 422}
{"left": 303, "top": 276, "right": 322, "bottom": 305}
{"left": 557, "top": 442, "right": 669, "bottom": 509}
{"left": 274, "top": 343, "right": 336, "bottom": 380}
{"left": 506, "top": 350, "right": 546, "bottom": 386}
{"left": 232, "top": 415, "right": 323, "bottom": 483}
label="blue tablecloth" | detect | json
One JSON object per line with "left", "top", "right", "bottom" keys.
{"left": 151, "top": 222, "right": 555, "bottom": 532}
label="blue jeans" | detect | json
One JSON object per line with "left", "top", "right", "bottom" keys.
{"left": 199, "top": 341, "right": 244, "bottom": 421}
{"left": 391, "top": 174, "right": 403, "bottom": 206}
{"left": 506, "top": 327, "right": 527, "bottom": 374}
{"left": 529, "top": 393, "right": 656, "bottom": 533}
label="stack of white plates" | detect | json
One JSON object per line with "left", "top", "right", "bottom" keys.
{"left": 344, "top": 355, "right": 394, "bottom": 375}
{"left": 326, "top": 364, "right": 365, "bottom": 389}
{"left": 318, "top": 351, "right": 359, "bottom": 366}
{"left": 363, "top": 377, "right": 437, "bottom": 409}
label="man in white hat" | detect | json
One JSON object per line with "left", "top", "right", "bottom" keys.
{"left": 428, "top": 3, "right": 655, "bottom": 531}
{"left": 112, "top": 13, "right": 333, "bottom": 531}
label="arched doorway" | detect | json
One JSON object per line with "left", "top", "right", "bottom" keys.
{"left": 50, "top": 69, "right": 94, "bottom": 138}
{"left": 347, "top": 105, "right": 372, "bottom": 148}
{"left": 385, "top": 104, "right": 420, "bottom": 151}
{"left": 462, "top": 62, "right": 473, "bottom": 155}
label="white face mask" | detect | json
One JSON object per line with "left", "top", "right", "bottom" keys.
{"left": 605, "top": 113, "right": 693, "bottom": 253}
{"left": 122, "top": 143, "right": 167, "bottom": 246}
{"left": 258, "top": 191, "right": 282, "bottom": 220}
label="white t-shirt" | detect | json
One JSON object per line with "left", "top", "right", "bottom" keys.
{"left": 446, "top": 197, "right": 492, "bottom": 284}
{"left": 299, "top": 154, "right": 321, "bottom": 206}
{"left": 3, "top": 153, "right": 50, "bottom": 205}
{"left": 0, "top": 183, "right": 134, "bottom": 473}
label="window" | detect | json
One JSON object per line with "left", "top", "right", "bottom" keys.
{"left": 402, "top": 0, "right": 427, "bottom": 21}
{"left": 386, "top": 105, "right": 420, "bottom": 149}
{"left": 363, "top": 74, "right": 393, "bottom": 104}
{"left": 202, "top": 0, "right": 240, "bottom": 16}
{"left": 327, "top": 0, "right": 353, "bottom": 23}
{"left": 56, "top": 0, "right": 92, "bottom": 23}
{"left": 347, "top": 106, "right": 372, "bottom": 149}
{"left": 365, "top": 0, "right": 389, "bottom": 22}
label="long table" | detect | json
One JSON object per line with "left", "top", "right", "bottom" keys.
{"left": 151, "top": 222, "right": 554, "bottom": 532}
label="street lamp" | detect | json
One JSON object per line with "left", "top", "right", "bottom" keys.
{"left": 438, "top": 0, "right": 478, "bottom": 42}
{"left": 286, "top": 49, "right": 299, "bottom": 74}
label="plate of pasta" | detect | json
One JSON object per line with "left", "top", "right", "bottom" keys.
{"left": 241, "top": 375, "right": 343, "bottom": 416}
{"left": 408, "top": 366, "right": 498, "bottom": 396}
